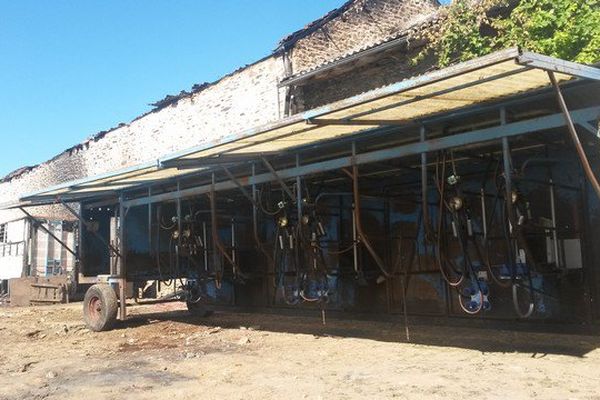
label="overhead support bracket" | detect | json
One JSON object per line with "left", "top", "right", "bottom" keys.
{"left": 578, "top": 121, "right": 600, "bottom": 138}
{"left": 19, "top": 207, "right": 78, "bottom": 260}
{"left": 221, "top": 166, "right": 260, "bottom": 208}
{"left": 519, "top": 52, "right": 600, "bottom": 81}
{"left": 260, "top": 156, "right": 296, "bottom": 202}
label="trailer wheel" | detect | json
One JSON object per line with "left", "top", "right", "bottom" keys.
{"left": 186, "top": 300, "right": 213, "bottom": 317}
{"left": 83, "top": 284, "right": 118, "bottom": 332}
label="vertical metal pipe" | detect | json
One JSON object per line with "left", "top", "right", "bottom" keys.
{"left": 202, "top": 221, "right": 208, "bottom": 272}
{"left": 501, "top": 109, "right": 518, "bottom": 259}
{"left": 252, "top": 163, "right": 259, "bottom": 243}
{"left": 501, "top": 108, "right": 514, "bottom": 222}
{"left": 296, "top": 154, "right": 302, "bottom": 222}
{"left": 352, "top": 201, "right": 358, "bottom": 274}
{"left": 210, "top": 173, "right": 221, "bottom": 284}
{"left": 118, "top": 194, "right": 127, "bottom": 321}
{"left": 148, "top": 188, "right": 152, "bottom": 252}
{"left": 480, "top": 188, "right": 487, "bottom": 238}
{"left": 176, "top": 181, "right": 182, "bottom": 276}
{"left": 549, "top": 179, "right": 560, "bottom": 267}
{"left": 231, "top": 218, "right": 236, "bottom": 265}
{"left": 420, "top": 126, "right": 429, "bottom": 236}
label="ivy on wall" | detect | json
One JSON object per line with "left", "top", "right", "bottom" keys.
{"left": 414, "top": 0, "right": 600, "bottom": 67}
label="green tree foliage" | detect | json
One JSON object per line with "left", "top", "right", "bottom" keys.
{"left": 415, "top": 0, "right": 600, "bottom": 67}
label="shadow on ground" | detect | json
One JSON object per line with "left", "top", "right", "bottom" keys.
{"left": 117, "top": 304, "right": 600, "bottom": 358}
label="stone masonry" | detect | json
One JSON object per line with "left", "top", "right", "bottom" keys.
{"left": 0, "top": 0, "right": 440, "bottom": 224}
{"left": 282, "top": 0, "right": 440, "bottom": 74}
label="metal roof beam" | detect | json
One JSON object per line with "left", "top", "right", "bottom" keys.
{"left": 518, "top": 52, "right": 600, "bottom": 81}
{"left": 121, "top": 105, "right": 600, "bottom": 208}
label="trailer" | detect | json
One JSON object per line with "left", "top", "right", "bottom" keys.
{"left": 5, "top": 48, "right": 600, "bottom": 331}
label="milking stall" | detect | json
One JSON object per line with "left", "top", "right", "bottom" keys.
{"left": 6, "top": 48, "right": 600, "bottom": 332}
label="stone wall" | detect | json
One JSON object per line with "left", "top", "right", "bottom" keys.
{"left": 0, "top": 0, "right": 441, "bottom": 224}
{"left": 300, "top": 47, "right": 436, "bottom": 110}
{"left": 0, "top": 56, "right": 286, "bottom": 222}
{"left": 284, "top": 0, "right": 439, "bottom": 75}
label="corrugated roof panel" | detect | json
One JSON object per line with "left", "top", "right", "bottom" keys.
{"left": 227, "top": 124, "right": 377, "bottom": 154}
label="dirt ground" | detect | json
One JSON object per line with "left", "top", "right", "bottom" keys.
{"left": 1, "top": 302, "right": 600, "bottom": 400}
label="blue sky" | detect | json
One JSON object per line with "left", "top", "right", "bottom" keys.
{"left": 0, "top": 1, "right": 447, "bottom": 178}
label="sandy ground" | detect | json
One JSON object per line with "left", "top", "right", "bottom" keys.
{"left": 1, "top": 302, "right": 600, "bottom": 400}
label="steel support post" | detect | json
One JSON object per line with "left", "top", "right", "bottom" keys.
{"left": 296, "top": 154, "right": 302, "bottom": 223}
{"left": 148, "top": 187, "right": 152, "bottom": 251}
{"left": 420, "top": 126, "right": 430, "bottom": 239}
{"left": 118, "top": 194, "right": 127, "bottom": 321}
{"left": 176, "top": 181, "right": 182, "bottom": 277}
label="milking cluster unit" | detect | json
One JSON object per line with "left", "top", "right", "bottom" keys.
{"left": 127, "top": 132, "right": 584, "bottom": 325}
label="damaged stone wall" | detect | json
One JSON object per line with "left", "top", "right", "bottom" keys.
{"left": 300, "top": 47, "right": 437, "bottom": 110}
{"left": 0, "top": 57, "right": 286, "bottom": 222}
{"left": 0, "top": 0, "right": 440, "bottom": 224}
{"left": 283, "top": 0, "right": 440, "bottom": 75}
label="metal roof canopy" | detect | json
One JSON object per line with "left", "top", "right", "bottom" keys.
{"left": 11, "top": 47, "right": 600, "bottom": 208}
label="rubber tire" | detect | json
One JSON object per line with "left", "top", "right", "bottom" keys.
{"left": 186, "top": 300, "right": 213, "bottom": 317}
{"left": 83, "top": 284, "right": 118, "bottom": 332}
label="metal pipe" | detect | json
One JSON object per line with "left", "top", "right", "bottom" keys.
{"left": 296, "top": 154, "right": 302, "bottom": 223}
{"left": 502, "top": 132, "right": 535, "bottom": 318}
{"left": 231, "top": 218, "right": 236, "bottom": 265}
{"left": 548, "top": 72, "right": 600, "bottom": 200}
{"left": 549, "top": 179, "right": 560, "bottom": 267}
{"left": 118, "top": 194, "right": 127, "bottom": 321}
{"left": 202, "top": 222, "right": 208, "bottom": 272}
{"left": 176, "top": 182, "right": 182, "bottom": 276}
{"left": 148, "top": 188, "right": 152, "bottom": 251}
{"left": 352, "top": 201, "right": 359, "bottom": 275}
{"left": 420, "top": 126, "right": 430, "bottom": 238}
{"left": 480, "top": 188, "right": 487, "bottom": 239}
